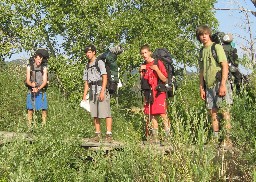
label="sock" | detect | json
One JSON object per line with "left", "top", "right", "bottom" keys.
{"left": 106, "top": 131, "right": 112, "bottom": 135}
{"left": 214, "top": 131, "right": 219, "bottom": 137}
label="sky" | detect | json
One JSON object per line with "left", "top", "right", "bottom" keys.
{"left": 5, "top": 0, "right": 256, "bottom": 74}
{"left": 214, "top": 0, "right": 256, "bottom": 74}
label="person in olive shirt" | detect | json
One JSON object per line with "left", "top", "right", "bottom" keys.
{"left": 196, "top": 25, "right": 233, "bottom": 147}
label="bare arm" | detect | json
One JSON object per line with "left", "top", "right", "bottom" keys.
{"left": 39, "top": 67, "right": 48, "bottom": 90}
{"left": 220, "top": 61, "right": 229, "bottom": 86}
{"left": 199, "top": 69, "right": 206, "bottom": 100}
{"left": 218, "top": 61, "right": 229, "bottom": 96}
{"left": 101, "top": 74, "right": 107, "bottom": 93}
{"left": 26, "top": 67, "right": 36, "bottom": 88}
{"left": 199, "top": 69, "right": 205, "bottom": 91}
{"left": 150, "top": 65, "right": 167, "bottom": 83}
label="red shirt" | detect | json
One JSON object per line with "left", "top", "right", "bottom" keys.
{"left": 143, "top": 60, "right": 168, "bottom": 115}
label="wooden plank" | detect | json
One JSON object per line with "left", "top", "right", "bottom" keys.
{"left": 0, "top": 131, "right": 34, "bottom": 145}
{"left": 81, "top": 138, "right": 124, "bottom": 149}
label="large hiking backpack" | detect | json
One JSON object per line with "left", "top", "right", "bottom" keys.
{"left": 153, "top": 48, "right": 177, "bottom": 97}
{"left": 86, "top": 49, "right": 119, "bottom": 95}
{"left": 208, "top": 32, "right": 243, "bottom": 91}
{"left": 25, "top": 48, "right": 49, "bottom": 90}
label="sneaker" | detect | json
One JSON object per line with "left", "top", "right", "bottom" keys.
{"left": 109, "top": 45, "right": 124, "bottom": 55}
{"left": 89, "top": 133, "right": 101, "bottom": 142}
{"left": 105, "top": 134, "right": 113, "bottom": 143}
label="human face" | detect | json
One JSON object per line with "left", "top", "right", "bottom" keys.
{"left": 140, "top": 48, "right": 152, "bottom": 63}
{"left": 34, "top": 56, "right": 43, "bottom": 66}
{"left": 199, "top": 32, "right": 212, "bottom": 46}
{"left": 86, "top": 50, "right": 96, "bottom": 61}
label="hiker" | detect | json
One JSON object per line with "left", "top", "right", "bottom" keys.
{"left": 26, "top": 52, "right": 48, "bottom": 127}
{"left": 196, "top": 25, "right": 233, "bottom": 147}
{"left": 82, "top": 44, "right": 120, "bottom": 143}
{"left": 139, "top": 44, "right": 170, "bottom": 144}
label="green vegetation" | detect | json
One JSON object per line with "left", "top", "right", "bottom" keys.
{"left": 1, "top": 0, "right": 256, "bottom": 181}
{"left": 0, "top": 63, "right": 255, "bottom": 181}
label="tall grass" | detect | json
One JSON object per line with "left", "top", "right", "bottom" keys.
{"left": 0, "top": 64, "right": 255, "bottom": 181}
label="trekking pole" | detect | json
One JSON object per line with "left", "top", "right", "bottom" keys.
{"left": 146, "top": 89, "right": 152, "bottom": 139}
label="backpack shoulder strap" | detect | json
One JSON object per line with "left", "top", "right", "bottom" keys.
{"left": 211, "top": 43, "right": 218, "bottom": 63}
{"left": 153, "top": 59, "right": 159, "bottom": 66}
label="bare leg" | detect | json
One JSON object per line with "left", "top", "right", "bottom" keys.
{"left": 160, "top": 113, "right": 170, "bottom": 131}
{"left": 106, "top": 117, "right": 112, "bottom": 132}
{"left": 223, "top": 111, "right": 231, "bottom": 134}
{"left": 151, "top": 115, "right": 158, "bottom": 129}
{"left": 209, "top": 108, "right": 219, "bottom": 132}
{"left": 94, "top": 117, "right": 101, "bottom": 133}
{"left": 27, "top": 110, "right": 33, "bottom": 128}
{"left": 42, "top": 110, "right": 47, "bottom": 126}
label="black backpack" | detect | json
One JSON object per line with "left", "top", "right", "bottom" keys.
{"left": 153, "top": 48, "right": 177, "bottom": 97}
{"left": 86, "top": 50, "right": 119, "bottom": 95}
{"left": 25, "top": 48, "right": 49, "bottom": 90}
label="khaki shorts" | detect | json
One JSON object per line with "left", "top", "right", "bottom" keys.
{"left": 206, "top": 81, "right": 233, "bottom": 109}
{"left": 89, "top": 91, "right": 111, "bottom": 118}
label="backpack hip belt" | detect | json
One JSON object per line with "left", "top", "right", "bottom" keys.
{"left": 89, "top": 80, "right": 102, "bottom": 86}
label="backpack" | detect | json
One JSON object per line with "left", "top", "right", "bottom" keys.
{"left": 25, "top": 48, "right": 49, "bottom": 90}
{"left": 86, "top": 50, "right": 119, "bottom": 94}
{"left": 211, "top": 32, "right": 239, "bottom": 68}
{"left": 153, "top": 48, "right": 177, "bottom": 97}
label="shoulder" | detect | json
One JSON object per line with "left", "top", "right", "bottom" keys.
{"left": 97, "top": 59, "right": 105, "bottom": 65}
{"left": 157, "top": 60, "right": 165, "bottom": 67}
{"left": 214, "top": 43, "right": 224, "bottom": 51}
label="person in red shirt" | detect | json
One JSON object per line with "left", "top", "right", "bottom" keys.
{"left": 139, "top": 44, "right": 170, "bottom": 144}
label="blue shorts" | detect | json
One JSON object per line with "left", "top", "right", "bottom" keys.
{"left": 26, "top": 92, "right": 48, "bottom": 111}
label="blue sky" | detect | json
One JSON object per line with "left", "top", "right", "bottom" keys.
{"left": 214, "top": 0, "right": 255, "bottom": 74}
{"left": 6, "top": 0, "right": 256, "bottom": 74}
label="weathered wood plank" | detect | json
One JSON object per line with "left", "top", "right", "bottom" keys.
{"left": 0, "top": 131, "right": 34, "bottom": 145}
{"left": 81, "top": 138, "right": 124, "bottom": 151}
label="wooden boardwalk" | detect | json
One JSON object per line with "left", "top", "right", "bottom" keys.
{"left": 0, "top": 131, "right": 173, "bottom": 154}
{"left": 0, "top": 131, "right": 34, "bottom": 145}
{"left": 0, "top": 131, "right": 233, "bottom": 155}
{"left": 81, "top": 138, "right": 125, "bottom": 151}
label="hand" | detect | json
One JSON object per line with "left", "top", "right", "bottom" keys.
{"left": 98, "top": 91, "right": 105, "bottom": 101}
{"left": 218, "top": 84, "right": 226, "bottom": 97}
{"left": 140, "top": 65, "right": 146, "bottom": 72}
{"left": 31, "top": 82, "right": 36, "bottom": 88}
{"left": 150, "top": 65, "right": 159, "bottom": 71}
{"left": 32, "top": 87, "right": 40, "bottom": 93}
{"left": 200, "top": 89, "right": 206, "bottom": 100}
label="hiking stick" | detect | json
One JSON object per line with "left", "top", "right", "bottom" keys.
{"left": 146, "top": 89, "right": 152, "bottom": 138}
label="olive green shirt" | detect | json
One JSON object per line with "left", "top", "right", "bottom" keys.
{"left": 199, "top": 43, "right": 227, "bottom": 88}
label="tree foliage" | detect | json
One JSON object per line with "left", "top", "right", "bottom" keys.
{"left": 1, "top": 0, "right": 218, "bottom": 100}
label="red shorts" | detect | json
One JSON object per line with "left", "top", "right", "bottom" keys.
{"left": 144, "top": 92, "right": 167, "bottom": 115}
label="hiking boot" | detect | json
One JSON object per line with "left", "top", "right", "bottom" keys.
{"left": 109, "top": 45, "right": 124, "bottom": 55}
{"left": 105, "top": 134, "right": 113, "bottom": 143}
{"left": 89, "top": 133, "right": 101, "bottom": 142}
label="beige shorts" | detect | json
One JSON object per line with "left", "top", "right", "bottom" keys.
{"left": 89, "top": 91, "right": 111, "bottom": 118}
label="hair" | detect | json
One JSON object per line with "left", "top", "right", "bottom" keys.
{"left": 85, "top": 44, "right": 97, "bottom": 53}
{"left": 34, "top": 53, "right": 43, "bottom": 59}
{"left": 140, "top": 44, "right": 151, "bottom": 53}
{"left": 196, "top": 25, "right": 212, "bottom": 42}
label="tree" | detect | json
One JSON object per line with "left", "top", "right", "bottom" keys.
{"left": 1, "top": 0, "right": 218, "bottom": 101}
